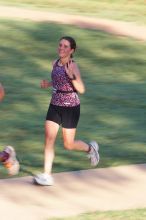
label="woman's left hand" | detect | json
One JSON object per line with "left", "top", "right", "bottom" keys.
{"left": 65, "top": 60, "right": 76, "bottom": 79}
{"left": 65, "top": 60, "right": 85, "bottom": 94}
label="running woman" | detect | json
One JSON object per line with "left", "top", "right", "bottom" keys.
{"left": 34, "top": 36, "right": 99, "bottom": 185}
{"left": 0, "top": 83, "right": 20, "bottom": 175}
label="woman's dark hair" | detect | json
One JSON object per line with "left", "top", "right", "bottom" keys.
{"left": 59, "top": 36, "right": 76, "bottom": 57}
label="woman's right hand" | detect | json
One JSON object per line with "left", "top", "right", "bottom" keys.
{"left": 40, "top": 80, "right": 51, "bottom": 88}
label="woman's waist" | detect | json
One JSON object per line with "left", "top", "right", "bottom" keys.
{"left": 51, "top": 92, "right": 79, "bottom": 99}
{"left": 52, "top": 87, "right": 77, "bottom": 94}
{"left": 51, "top": 93, "right": 80, "bottom": 107}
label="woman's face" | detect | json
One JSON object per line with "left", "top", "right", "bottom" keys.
{"left": 58, "top": 39, "right": 74, "bottom": 59}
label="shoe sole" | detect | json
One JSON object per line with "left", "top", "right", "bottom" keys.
{"left": 33, "top": 176, "right": 53, "bottom": 186}
{"left": 90, "top": 141, "right": 100, "bottom": 166}
{"left": 33, "top": 178, "right": 42, "bottom": 186}
{"left": 90, "top": 141, "right": 99, "bottom": 151}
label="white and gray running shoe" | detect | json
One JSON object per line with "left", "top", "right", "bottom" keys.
{"left": 3, "top": 146, "right": 20, "bottom": 175}
{"left": 34, "top": 173, "right": 54, "bottom": 186}
{"left": 88, "top": 141, "right": 100, "bottom": 166}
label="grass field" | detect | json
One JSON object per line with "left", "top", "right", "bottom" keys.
{"left": 0, "top": 18, "right": 146, "bottom": 178}
{"left": 49, "top": 208, "right": 146, "bottom": 220}
{"left": 0, "top": 0, "right": 146, "bottom": 24}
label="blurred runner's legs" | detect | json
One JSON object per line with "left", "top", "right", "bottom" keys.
{"left": 0, "top": 83, "right": 20, "bottom": 175}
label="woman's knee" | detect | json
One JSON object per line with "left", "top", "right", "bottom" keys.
{"left": 45, "top": 120, "right": 59, "bottom": 143}
{"left": 45, "top": 134, "right": 56, "bottom": 145}
{"left": 63, "top": 141, "right": 74, "bottom": 150}
{"left": 45, "top": 128, "right": 58, "bottom": 145}
{"left": 45, "top": 129, "right": 57, "bottom": 145}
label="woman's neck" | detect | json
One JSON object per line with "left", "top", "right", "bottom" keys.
{"left": 59, "top": 57, "right": 70, "bottom": 66}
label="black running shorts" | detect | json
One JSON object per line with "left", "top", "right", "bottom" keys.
{"left": 46, "top": 104, "right": 80, "bottom": 128}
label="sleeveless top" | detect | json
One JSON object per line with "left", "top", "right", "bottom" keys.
{"left": 50, "top": 60, "right": 80, "bottom": 107}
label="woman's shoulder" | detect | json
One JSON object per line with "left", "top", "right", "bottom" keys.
{"left": 71, "top": 59, "right": 79, "bottom": 70}
{"left": 52, "top": 59, "right": 58, "bottom": 66}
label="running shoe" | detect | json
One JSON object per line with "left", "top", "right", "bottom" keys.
{"left": 3, "top": 146, "right": 20, "bottom": 175}
{"left": 34, "top": 173, "right": 54, "bottom": 186}
{"left": 88, "top": 141, "right": 100, "bottom": 166}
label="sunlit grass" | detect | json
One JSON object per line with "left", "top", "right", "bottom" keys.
{"left": 0, "top": 0, "right": 146, "bottom": 24}
{"left": 49, "top": 208, "right": 146, "bottom": 220}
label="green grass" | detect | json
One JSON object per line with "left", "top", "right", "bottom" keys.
{"left": 0, "top": 0, "right": 146, "bottom": 24}
{"left": 0, "top": 19, "right": 146, "bottom": 178}
{"left": 49, "top": 208, "right": 146, "bottom": 220}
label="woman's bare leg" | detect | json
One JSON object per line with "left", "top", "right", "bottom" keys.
{"left": 62, "top": 128, "right": 99, "bottom": 166}
{"left": 62, "top": 128, "right": 89, "bottom": 151}
{"left": 44, "top": 120, "right": 59, "bottom": 174}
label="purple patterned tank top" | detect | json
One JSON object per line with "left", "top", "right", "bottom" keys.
{"left": 50, "top": 60, "right": 80, "bottom": 107}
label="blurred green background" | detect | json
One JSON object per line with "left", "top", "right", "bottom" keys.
{"left": 0, "top": 0, "right": 146, "bottom": 24}
{"left": 0, "top": 1, "right": 146, "bottom": 178}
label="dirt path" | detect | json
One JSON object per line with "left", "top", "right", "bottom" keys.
{"left": 1, "top": 164, "right": 146, "bottom": 220}
{"left": 0, "top": 5, "right": 146, "bottom": 41}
